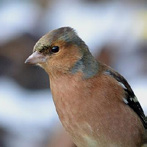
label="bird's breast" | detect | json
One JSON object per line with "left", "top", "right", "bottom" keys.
{"left": 49, "top": 74, "right": 144, "bottom": 147}
{"left": 50, "top": 74, "right": 100, "bottom": 146}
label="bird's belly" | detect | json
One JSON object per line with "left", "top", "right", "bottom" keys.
{"left": 56, "top": 102, "right": 144, "bottom": 147}
{"left": 52, "top": 82, "right": 144, "bottom": 147}
{"left": 62, "top": 120, "right": 121, "bottom": 147}
{"left": 62, "top": 121, "right": 99, "bottom": 147}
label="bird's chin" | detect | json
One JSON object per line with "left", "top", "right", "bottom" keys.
{"left": 36, "top": 63, "right": 44, "bottom": 68}
{"left": 25, "top": 51, "right": 47, "bottom": 65}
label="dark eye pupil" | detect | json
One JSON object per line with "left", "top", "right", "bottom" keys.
{"left": 51, "top": 46, "right": 59, "bottom": 53}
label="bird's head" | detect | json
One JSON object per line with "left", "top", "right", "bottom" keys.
{"left": 25, "top": 27, "right": 98, "bottom": 78}
{"left": 25, "top": 27, "right": 89, "bottom": 74}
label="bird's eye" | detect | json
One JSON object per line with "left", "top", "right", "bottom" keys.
{"left": 51, "top": 46, "right": 59, "bottom": 53}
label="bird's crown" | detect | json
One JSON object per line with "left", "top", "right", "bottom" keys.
{"left": 33, "top": 27, "right": 81, "bottom": 53}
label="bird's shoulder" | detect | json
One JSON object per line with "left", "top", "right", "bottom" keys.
{"left": 100, "top": 63, "right": 147, "bottom": 129}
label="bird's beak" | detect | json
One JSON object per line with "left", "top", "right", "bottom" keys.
{"left": 25, "top": 51, "right": 47, "bottom": 64}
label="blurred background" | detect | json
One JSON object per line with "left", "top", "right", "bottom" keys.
{"left": 0, "top": 0, "right": 147, "bottom": 146}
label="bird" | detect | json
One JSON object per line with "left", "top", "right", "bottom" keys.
{"left": 25, "top": 27, "right": 147, "bottom": 147}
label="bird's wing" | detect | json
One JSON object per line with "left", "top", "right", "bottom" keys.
{"left": 104, "top": 69, "right": 147, "bottom": 129}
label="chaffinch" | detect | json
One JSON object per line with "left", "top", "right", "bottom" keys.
{"left": 25, "top": 27, "right": 147, "bottom": 147}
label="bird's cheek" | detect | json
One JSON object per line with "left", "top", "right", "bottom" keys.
{"left": 25, "top": 51, "right": 47, "bottom": 65}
